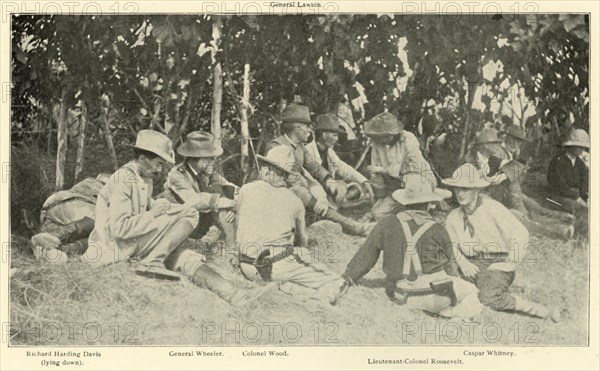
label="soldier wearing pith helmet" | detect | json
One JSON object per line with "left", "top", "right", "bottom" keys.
{"left": 546, "top": 128, "right": 589, "bottom": 235}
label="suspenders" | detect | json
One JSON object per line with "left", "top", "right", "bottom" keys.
{"left": 396, "top": 218, "right": 435, "bottom": 279}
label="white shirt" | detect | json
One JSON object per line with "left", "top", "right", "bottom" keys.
{"left": 566, "top": 152, "right": 577, "bottom": 166}
{"left": 445, "top": 195, "right": 529, "bottom": 272}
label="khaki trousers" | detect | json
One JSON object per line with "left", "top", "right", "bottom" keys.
{"left": 240, "top": 247, "right": 345, "bottom": 302}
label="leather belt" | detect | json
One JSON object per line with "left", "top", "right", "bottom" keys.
{"left": 238, "top": 245, "right": 295, "bottom": 281}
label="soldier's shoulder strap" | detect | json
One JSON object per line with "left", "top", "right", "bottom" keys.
{"left": 397, "top": 219, "right": 435, "bottom": 278}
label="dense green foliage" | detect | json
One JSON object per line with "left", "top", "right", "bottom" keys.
{"left": 11, "top": 14, "right": 589, "bottom": 177}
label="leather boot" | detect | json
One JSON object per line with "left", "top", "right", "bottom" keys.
{"left": 191, "top": 265, "right": 277, "bottom": 307}
{"left": 515, "top": 297, "right": 561, "bottom": 322}
{"left": 60, "top": 239, "right": 88, "bottom": 256}
{"left": 430, "top": 279, "right": 457, "bottom": 307}
{"left": 51, "top": 217, "right": 95, "bottom": 243}
{"left": 324, "top": 208, "right": 373, "bottom": 237}
{"left": 139, "top": 216, "right": 196, "bottom": 267}
{"left": 199, "top": 225, "right": 222, "bottom": 244}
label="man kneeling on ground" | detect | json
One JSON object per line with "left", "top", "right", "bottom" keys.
{"left": 83, "top": 129, "right": 274, "bottom": 307}
{"left": 339, "top": 173, "right": 482, "bottom": 319}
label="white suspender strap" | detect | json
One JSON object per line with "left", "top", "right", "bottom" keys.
{"left": 398, "top": 219, "right": 435, "bottom": 278}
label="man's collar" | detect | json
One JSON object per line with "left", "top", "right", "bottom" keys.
{"left": 124, "top": 161, "right": 148, "bottom": 184}
{"left": 315, "top": 140, "right": 328, "bottom": 152}
{"left": 396, "top": 210, "right": 434, "bottom": 225}
{"left": 186, "top": 162, "right": 201, "bottom": 177}
{"left": 283, "top": 133, "right": 298, "bottom": 148}
{"left": 565, "top": 151, "right": 577, "bottom": 164}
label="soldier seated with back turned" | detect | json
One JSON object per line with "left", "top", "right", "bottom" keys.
{"left": 236, "top": 145, "right": 348, "bottom": 305}
{"left": 338, "top": 173, "right": 482, "bottom": 319}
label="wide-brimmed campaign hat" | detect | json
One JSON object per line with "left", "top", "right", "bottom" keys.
{"left": 177, "top": 131, "right": 224, "bottom": 158}
{"left": 364, "top": 112, "right": 403, "bottom": 135}
{"left": 281, "top": 103, "right": 313, "bottom": 125}
{"left": 256, "top": 146, "right": 300, "bottom": 176}
{"left": 392, "top": 173, "right": 451, "bottom": 205}
{"left": 441, "top": 163, "right": 490, "bottom": 188}
{"left": 502, "top": 126, "right": 531, "bottom": 142}
{"left": 472, "top": 128, "right": 502, "bottom": 144}
{"left": 315, "top": 114, "right": 345, "bottom": 133}
{"left": 562, "top": 129, "right": 590, "bottom": 148}
{"left": 129, "top": 129, "right": 175, "bottom": 164}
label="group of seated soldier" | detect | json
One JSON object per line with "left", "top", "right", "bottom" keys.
{"left": 29, "top": 105, "right": 588, "bottom": 322}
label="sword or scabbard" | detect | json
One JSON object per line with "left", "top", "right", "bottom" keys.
{"left": 545, "top": 197, "right": 563, "bottom": 207}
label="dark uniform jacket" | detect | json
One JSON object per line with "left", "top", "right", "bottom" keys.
{"left": 547, "top": 152, "right": 589, "bottom": 201}
{"left": 343, "top": 210, "right": 458, "bottom": 283}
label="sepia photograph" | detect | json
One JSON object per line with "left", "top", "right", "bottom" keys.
{"left": 1, "top": 1, "right": 597, "bottom": 370}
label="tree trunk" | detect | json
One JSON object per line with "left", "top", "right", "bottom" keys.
{"left": 46, "top": 116, "right": 54, "bottom": 156}
{"left": 211, "top": 15, "right": 223, "bottom": 145}
{"left": 74, "top": 100, "right": 88, "bottom": 181}
{"left": 240, "top": 63, "right": 250, "bottom": 171}
{"left": 55, "top": 87, "right": 69, "bottom": 190}
{"left": 459, "top": 82, "right": 477, "bottom": 158}
{"left": 102, "top": 99, "right": 119, "bottom": 171}
{"left": 151, "top": 99, "right": 161, "bottom": 131}
{"left": 169, "top": 91, "right": 194, "bottom": 145}
{"left": 459, "top": 110, "right": 472, "bottom": 158}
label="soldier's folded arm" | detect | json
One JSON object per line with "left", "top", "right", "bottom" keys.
{"left": 108, "top": 185, "right": 157, "bottom": 240}
{"left": 169, "top": 170, "right": 220, "bottom": 212}
{"left": 499, "top": 160, "right": 526, "bottom": 183}
{"left": 404, "top": 132, "right": 437, "bottom": 185}
{"left": 302, "top": 146, "right": 331, "bottom": 183}
{"left": 212, "top": 172, "right": 238, "bottom": 190}
{"left": 331, "top": 149, "right": 368, "bottom": 184}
